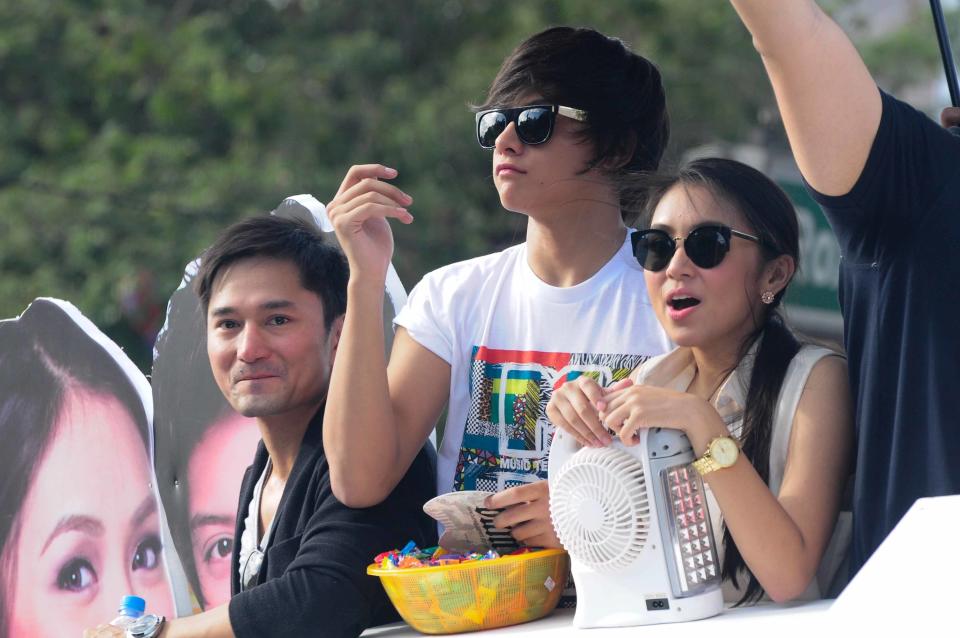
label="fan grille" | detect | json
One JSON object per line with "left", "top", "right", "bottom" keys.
{"left": 551, "top": 447, "right": 650, "bottom": 571}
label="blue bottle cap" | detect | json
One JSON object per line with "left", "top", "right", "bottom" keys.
{"left": 119, "top": 595, "right": 146, "bottom": 616}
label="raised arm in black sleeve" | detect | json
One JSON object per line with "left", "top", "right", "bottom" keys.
{"left": 804, "top": 90, "right": 960, "bottom": 575}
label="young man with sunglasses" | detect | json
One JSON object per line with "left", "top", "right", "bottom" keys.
{"left": 86, "top": 216, "right": 436, "bottom": 638}
{"left": 730, "top": 0, "right": 960, "bottom": 578}
{"left": 323, "top": 27, "right": 671, "bottom": 574}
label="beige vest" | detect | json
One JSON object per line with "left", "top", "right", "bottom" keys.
{"left": 633, "top": 344, "right": 851, "bottom": 603}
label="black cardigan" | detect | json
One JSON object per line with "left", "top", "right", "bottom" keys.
{"left": 228, "top": 408, "right": 437, "bottom": 637}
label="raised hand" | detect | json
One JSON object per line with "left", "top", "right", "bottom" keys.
{"left": 327, "top": 164, "right": 414, "bottom": 284}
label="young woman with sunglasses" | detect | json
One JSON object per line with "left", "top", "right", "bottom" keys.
{"left": 547, "top": 157, "right": 854, "bottom": 604}
{"left": 324, "top": 26, "right": 671, "bottom": 556}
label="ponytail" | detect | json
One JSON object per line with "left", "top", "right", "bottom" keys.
{"left": 721, "top": 310, "right": 800, "bottom": 605}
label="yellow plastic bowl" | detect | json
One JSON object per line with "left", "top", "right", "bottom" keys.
{"left": 367, "top": 549, "right": 570, "bottom": 634}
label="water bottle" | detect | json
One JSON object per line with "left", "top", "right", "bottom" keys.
{"left": 108, "top": 595, "right": 146, "bottom": 629}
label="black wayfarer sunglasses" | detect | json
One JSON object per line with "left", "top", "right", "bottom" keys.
{"left": 631, "top": 225, "right": 768, "bottom": 272}
{"left": 475, "top": 104, "right": 588, "bottom": 149}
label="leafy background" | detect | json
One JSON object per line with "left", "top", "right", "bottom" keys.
{"left": 1, "top": 0, "right": 955, "bottom": 369}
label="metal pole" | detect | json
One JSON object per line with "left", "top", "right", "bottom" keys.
{"left": 930, "top": 0, "right": 960, "bottom": 107}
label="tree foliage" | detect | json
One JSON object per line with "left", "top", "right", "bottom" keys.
{"left": 0, "top": 0, "right": 953, "bottom": 368}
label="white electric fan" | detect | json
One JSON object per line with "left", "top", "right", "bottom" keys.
{"left": 549, "top": 427, "right": 723, "bottom": 627}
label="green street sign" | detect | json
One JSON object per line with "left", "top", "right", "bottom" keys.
{"left": 778, "top": 181, "right": 843, "bottom": 338}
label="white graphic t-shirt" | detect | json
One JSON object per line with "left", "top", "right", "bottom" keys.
{"left": 395, "top": 233, "right": 671, "bottom": 496}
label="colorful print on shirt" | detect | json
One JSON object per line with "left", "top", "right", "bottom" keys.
{"left": 453, "top": 346, "right": 647, "bottom": 492}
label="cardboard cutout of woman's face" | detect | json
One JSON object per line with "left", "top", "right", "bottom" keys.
{"left": 152, "top": 271, "right": 259, "bottom": 611}
{"left": 185, "top": 412, "right": 260, "bottom": 608}
{"left": 0, "top": 299, "right": 175, "bottom": 637}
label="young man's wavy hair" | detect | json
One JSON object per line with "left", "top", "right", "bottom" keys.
{"left": 481, "top": 26, "right": 670, "bottom": 220}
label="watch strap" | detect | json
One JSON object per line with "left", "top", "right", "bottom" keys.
{"left": 692, "top": 436, "right": 739, "bottom": 476}
{"left": 691, "top": 454, "right": 721, "bottom": 476}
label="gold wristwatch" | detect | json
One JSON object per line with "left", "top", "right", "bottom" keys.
{"left": 691, "top": 436, "right": 739, "bottom": 476}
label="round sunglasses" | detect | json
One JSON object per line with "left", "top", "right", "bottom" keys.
{"left": 631, "top": 225, "right": 767, "bottom": 272}
{"left": 475, "top": 104, "right": 588, "bottom": 149}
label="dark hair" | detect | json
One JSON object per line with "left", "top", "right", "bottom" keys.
{"left": 152, "top": 280, "right": 237, "bottom": 610}
{"left": 481, "top": 26, "right": 670, "bottom": 216}
{"left": 641, "top": 157, "right": 802, "bottom": 604}
{"left": 194, "top": 216, "right": 348, "bottom": 330}
{"left": 0, "top": 299, "right": 149, "bottom": 637}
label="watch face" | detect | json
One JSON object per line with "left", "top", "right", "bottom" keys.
{"left": 711, "top": 437, "right": 739, "bottom": 467}
{"left": 127, "top": 614, "right": 161, "bottom": 638}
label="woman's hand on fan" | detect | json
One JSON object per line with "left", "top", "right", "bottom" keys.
{"left": 485, "top": 481, "right": 563, "bottom": 548}
{"left": 597, "top": 385, "right": 727, "bottom": 453}
{"left": 327, "top": 163, "right": 414, "bottom": 285}
{"left": 546, "top": 376, "right": 632, "bottom": 447}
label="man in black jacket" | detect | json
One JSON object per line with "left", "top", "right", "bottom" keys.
{"left": 88, "top": 215, "right": 437, "bottom": 638}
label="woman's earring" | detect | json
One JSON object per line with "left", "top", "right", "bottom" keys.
{"left": 761, "top": 291, "right": 775, "bottom": 305}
